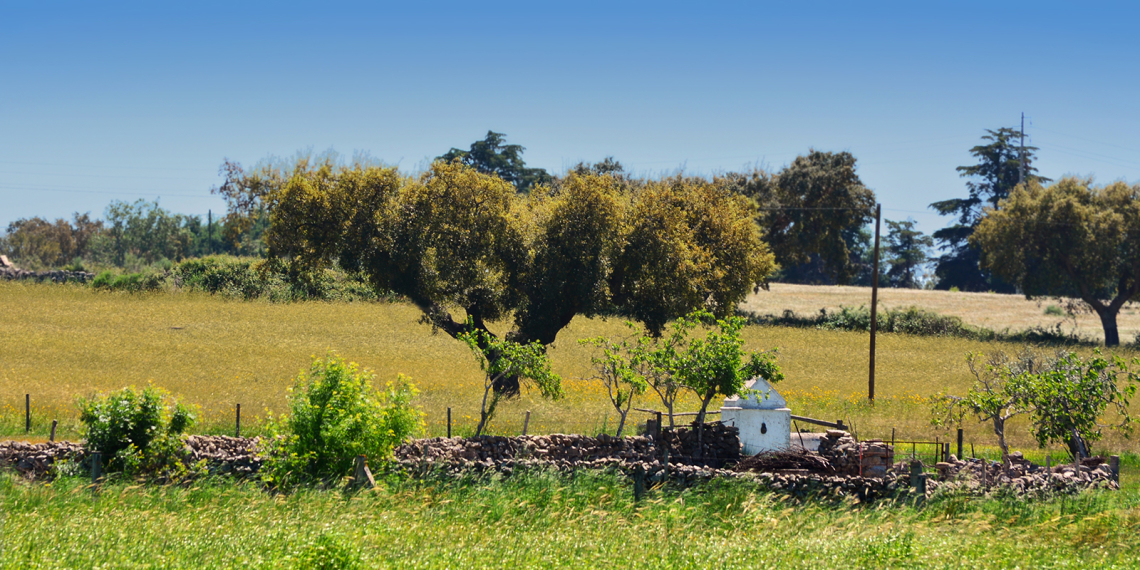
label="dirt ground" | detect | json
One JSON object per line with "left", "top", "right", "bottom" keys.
{"left": 740, "top": 283, "right": 1140, "bottom": 344}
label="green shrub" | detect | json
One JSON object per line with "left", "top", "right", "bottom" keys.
{"left": 90, "top": 269, "right": 166, "bottom": 293}
{"left": 91, "top": 270, "right": 115, "bottom": 289}
{"left": 174, "top": 256, "right": 270, "bottom": 299}
{"left": 173, "top": 255, "right": 384, "bottom": 302}
{"left": 817, "top": 305, "right": 975, "bottom": 337}
{"left": 1044, "top": 305, "right": 1064, "bottom": 316}
{"left": 78, "top": 385, "right": 197, "bottom": 474}
{"left": 264, "top": 354, "right": 424, "bottom": 485}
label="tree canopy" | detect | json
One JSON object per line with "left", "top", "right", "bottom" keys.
{"left": 930, "top": 128, "right": 1049, "bottom": 292}
{"left": 884, "top": 219, "right": 933, "bottom": 289}
{"left": 437, "top": 131, "right": 551, "bottom": 193}
{"left": 265, "top": 160, "right": 777, "bottom": 396}
{"left": 972, "top": 177, "right": 1140, "bottom": 346}
{"left": 719, "top": 150, "right": 876, "bottom": 285}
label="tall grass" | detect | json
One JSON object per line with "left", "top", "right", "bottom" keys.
{"left": 1, "top": 468, "right": 1138, "bottom": 569}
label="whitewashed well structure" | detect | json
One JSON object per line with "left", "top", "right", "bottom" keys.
{"left": 720, "top": 378, "right": 791, "bottom": 455}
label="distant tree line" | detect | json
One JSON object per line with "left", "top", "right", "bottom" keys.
{"left": 0, "top": 200, "right": 264, "bottom": 271}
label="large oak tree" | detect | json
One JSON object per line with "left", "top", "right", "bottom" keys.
{"left": 264, "top": 160, "right": 777, "bottom": 394}
{"left": 972, "top": 177, "right": 1140, "bottom": 346}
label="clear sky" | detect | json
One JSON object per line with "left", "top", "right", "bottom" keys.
{"left": 3, "top": 1, "right": 1138, "bottom": 236}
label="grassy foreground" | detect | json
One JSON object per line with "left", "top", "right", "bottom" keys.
{"left": 2, "top": 469, "right": 1139, "bottom": 569}
{"left": 2, "top": 282, "right": 1138, "bottom": 454}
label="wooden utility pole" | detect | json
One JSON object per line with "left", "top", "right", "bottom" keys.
{"left": 869, "top": 203, "right": 881, "bottom": 403}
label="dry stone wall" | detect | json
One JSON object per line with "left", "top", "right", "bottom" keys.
{"left": 0, "top": 267, "right": 95, "bottom": 283}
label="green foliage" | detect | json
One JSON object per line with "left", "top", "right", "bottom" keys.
{"left": 95, "top": 199, "right": 195, "bottom": 266}
{"left": 930, "top": 127, "right": 1049, "bottom": 293}
{"left": 264, "top": 354, "right": 424, "bottom": 485}
{"left": 437, "top": 131, "right": 551, "bottom": 193}
{"left": 172, "top": 255, "right": 381, "bottom": 302}
{"left": 90, "top": 269, "right": 166, "bottom": 293}
{"left": 930, "top": 351, "right": 1045, "bottom": 461}
{"left": 674, "top": 311, "right": 784, "bottom": 427}
{"left": 579, "top": 331, "right": 650, "bottom": 436}
{"left": 720, "top": 151, "right": 875, "bottom": 285}
{"left": 818, "top": 305, "right": 974, "bottom": 337}
{"left": 934, "top": 349, "right": 1139, "bottom": 461}
{"left": 973, "top": 177, "right": 1140, "bottom": 346}
{"left": 615, "top": 176, "right": 777, "bottom": 335}
{"left": 1022, "top": 350, "right": 1138, "bottom": 454}
{"left": 460, "top": 328, "right": 563, "bottom": 436}
{"left": 1044, "top": 304, "right": 1064, "bottom": 316}
{"left": 291, "top": 534, "right": 362, "bottom": 570}
{"left": 78, "top": 385, "right": 197, "bottom": 474}
{"left": 0, "top": 213, "right": 103, "bottom": 269}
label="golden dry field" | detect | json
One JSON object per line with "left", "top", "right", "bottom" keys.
{"left": 2, "top": 281, "right": 1138, "bottom": 454}
{"left": 741, "top": 283, "right": 1140, "bottom": 344}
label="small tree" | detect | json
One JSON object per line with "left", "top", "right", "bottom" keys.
{"left": 637, "top": 316, "right": 699, "bottom": 428}
{"left": 673, "top": 312, "right": 784, "bottom": 455}
{"left": 460, "top": 328, "right": 563, "bottom": 436}
{"left": 931, "top": 351, "right": 1046, "bottom": 466}
{"left": 579, "top": 333, "right": 648, "bottom": 437}
{"left": 1023, "top": 350, "right": 1138, "bottom": 458}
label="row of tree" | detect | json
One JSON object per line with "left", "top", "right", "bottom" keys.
{"left": 0, "top": 200, "right": 266, "bottom": 270}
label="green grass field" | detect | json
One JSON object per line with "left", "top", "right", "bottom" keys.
{"left": 2, "top": 469, "right": 1139, "bottom": 569}
{"left": 2, "top": 281, "right": 1138, "bottom": 455}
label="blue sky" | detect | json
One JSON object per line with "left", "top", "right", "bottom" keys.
{"left": 3, "top": 1, "right": 1138, "bottom": 236}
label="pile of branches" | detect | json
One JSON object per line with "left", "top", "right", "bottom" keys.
{"left": 735, "top": 449, "right": 835, "bottom": 474}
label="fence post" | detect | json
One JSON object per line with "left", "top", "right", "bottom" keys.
{"left": 1109, "top": 455, "right": 1120, "bottom": 484}
{"left": 90, "top": 452, "right": 102, "bottom": 483}
{"left": 353, "top": 455, "right": 375, "bottom": 489}
{"left": 956, "top": 428, "right": 963, "bottom": 460}
{"left": 916, "top": 474, "right": 927, "bottom": 507}
{"left": 50, "top": 419, "right": 58, "bottom": 442}
{"left": 25, "top": 394, "right": 31, "bottom": 434}
{"left": 1046, "top": 454, "right": 1051, "bottom": 487}
{"left": 655, "top": 412, "right": 663, "bottom": 441}
{"left": 523, "top": 410, "right": 531, "bottom": 436}
{"left": 235, "top": 404, "right": 241, "bottom": 438}
{"left": 447, "top": 407, "right": 452, "bottom": 438}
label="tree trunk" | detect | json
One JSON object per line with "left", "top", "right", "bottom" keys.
{"left": 615, "top": 409, "right": 628, "bottom": 438}
{"left": 695, "top": 392, "right": 716, "bottom": 460}
{"left": 476, "top": 380, "right": 504, "bottom": 437}
{"left": 1068, "top": 429, "right": 1089, "bottom": 460}
{"left": 993, "top": 417, "right": 1010, "bottom": 468}
{"left": 1096, "top": 307, "right": 1121, "bottom": 347}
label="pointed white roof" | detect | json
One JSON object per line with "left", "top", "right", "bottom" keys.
{"left": 723, "top": 378, "right": 787, "bottom": 409}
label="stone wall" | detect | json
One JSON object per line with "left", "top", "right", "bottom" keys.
{"left": 0, "top": 267, "right": 95, "bottom": 283}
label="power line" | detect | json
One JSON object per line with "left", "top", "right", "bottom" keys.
{"left": 0, "top": 184, "right": 213, "bottom": 198}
